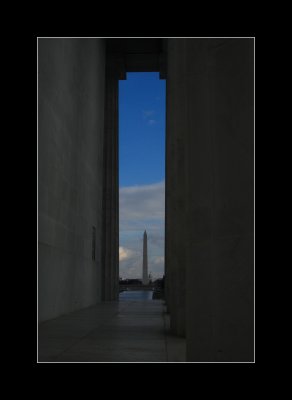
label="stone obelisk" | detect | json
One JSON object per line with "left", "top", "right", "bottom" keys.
{"left": 142, "top": 230, "right": 149, "bottom": 285}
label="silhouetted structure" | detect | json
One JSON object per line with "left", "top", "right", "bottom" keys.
{"left": 142, "top": 230, "right": 149, "bottom": 285}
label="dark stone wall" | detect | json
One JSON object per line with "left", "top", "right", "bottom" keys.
{"left": 38, "top": 39, "right": 106, "bottom": 322}
{"left": 166, "top": 38, "right": 254, "bottom": 361}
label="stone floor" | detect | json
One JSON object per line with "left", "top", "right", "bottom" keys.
{"left": 38, "top": 291, "right": 186, "bottom": 362}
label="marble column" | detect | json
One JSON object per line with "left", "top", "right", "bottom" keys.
{"left": 102, "top": 55, "right": 125, "bottom": 301}
{"left": 165, "top": 39, "right": 187, "bottom": 337}
{"left": 166, "top": 38, "right": 254, "bottom": 361}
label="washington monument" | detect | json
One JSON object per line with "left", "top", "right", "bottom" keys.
{"left": 142, "top": 230, "right": 149, "bottom": 285}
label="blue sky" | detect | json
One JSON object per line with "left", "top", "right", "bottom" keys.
{"left": 119, "top": 73, "right": 165, "bottom": 280}
{"left": 119, "top": 73, "right": 165, "bottom": 187}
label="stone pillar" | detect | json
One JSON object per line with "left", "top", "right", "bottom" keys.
{"left": 166, "top": 38, "right": 254, "bottom": 361}
{"left": 102, "top": 55, "right": 125, "bottom": 301}
{"left": 38, "top": 38, "right": 106, "bottom": 322}
{"left": 165, "top": 39, "right": 187, "bottom": 337}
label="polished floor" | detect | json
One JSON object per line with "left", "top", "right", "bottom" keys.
{"left": 38, "top": 291, "right": 186, "bottom": 362}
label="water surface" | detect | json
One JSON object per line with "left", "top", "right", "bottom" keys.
{"left": 119, "top": 290, "right": 153, "bottom": 301}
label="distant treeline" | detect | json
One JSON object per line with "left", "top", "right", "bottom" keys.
{"left": 119, "top": 279, "right": 142, "bottom": 285}
{"left": 119, "top": 278, "right": 164, "bottom": 286}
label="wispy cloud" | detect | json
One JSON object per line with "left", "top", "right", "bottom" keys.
{"left": 119, "top": 253, "right": 164, "bottom": 280}
{"left": 143, "top": 110, "right": 155, "bottom": 117}
{"left": 142, "top": 110, "right": 157, "bottom": 126}
{"left": 119, "top": 181, "right": 165, "bottom": 279}
{"left": 148, "top": 232, "right": 164, "bottom": 246}
{"left": 153, "top": 256, "right": 164, "bottom": 265}
{"left": 120, "top": 181, "right": 164, "bottom": 230}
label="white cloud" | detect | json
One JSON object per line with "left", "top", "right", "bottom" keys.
{"left": 119, "top": 254, "right": 164, "bottom": 280}
{"left": 119, "top": 181, "right": 165, "bottom": 279}
{"left": 142, "top": 110, "right": 157, "bottom": 126}
{"left": 119, "top": 257, "right": 141, "bottom": 279}
{"left": 153, "top": 256, "right": 164, "bottom": 265}
{"left": 120, "top": 181, "right": 165, "bottom": 230}
{"left": 119, "top": 246, "right": 135, "bottom": 262}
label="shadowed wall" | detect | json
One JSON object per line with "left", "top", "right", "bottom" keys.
{"left": 165, "top": 38, "right": 254, "bottom": 361}
{"left": 38, "top": 39, "right": 106, "bottom": 322}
